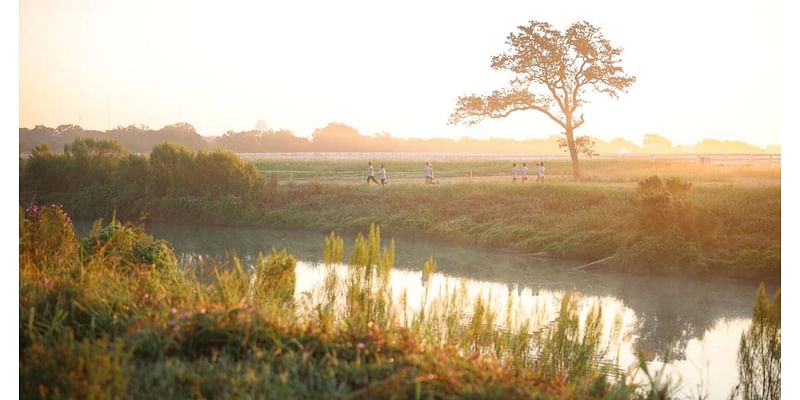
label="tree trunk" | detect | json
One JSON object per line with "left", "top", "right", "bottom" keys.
{"left": 565, "top": 127, "right": 581, "bottom": 179}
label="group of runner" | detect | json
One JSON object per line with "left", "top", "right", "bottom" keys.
{"left": 366, "top": 161, "right": 546, "bottom": 186}
{"left": 511, "top": 162, "right": 546, "bottom": 183}
{"left": 367, "top": 161, "right": 437, "bottom": 186}
{"left": 366, "top": 162, "right": 388, "bottom": 186}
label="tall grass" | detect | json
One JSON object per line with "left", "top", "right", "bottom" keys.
{"left": 20, "top": 139, "right": 780, "bottom": 281}
{"left": 21, "top": 206, "right": 689, "bottom": 398}
{"left": 731, "top": 283, "right": 780, "bottom": 399}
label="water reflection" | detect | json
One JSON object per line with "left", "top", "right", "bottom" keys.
{"left": 74, "top": 221, "right": 765, "bottom": 398}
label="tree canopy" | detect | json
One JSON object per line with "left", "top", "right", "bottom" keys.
{"left": 450, "top": 20, "right": 635, "bottom": 178}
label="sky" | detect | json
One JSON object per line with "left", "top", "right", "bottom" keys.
{"left": 19, "top": 0, "right": 782, "bottom": 147}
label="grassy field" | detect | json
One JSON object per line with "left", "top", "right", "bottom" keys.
{"left": 20, "top": 141, "right": 781, "bottom": 282}
{"left": 252, "top": 159, "right": 781, "bottom": 185}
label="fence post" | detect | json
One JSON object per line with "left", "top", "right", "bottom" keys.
{"left": 470, "top": 170, "right": 473, "bottom": 182}
{"left": 290, "top": 171, "right": 293, "bottom": 182}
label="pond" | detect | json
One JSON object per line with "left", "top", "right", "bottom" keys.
{"left": 76, "top": 221, "right": 768, "bottom": 399}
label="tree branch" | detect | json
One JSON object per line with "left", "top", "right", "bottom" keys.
{"left": 449, "top": 90, "right": 566, "bottom": 128}
{"left": 573, "top": 113, "right": 586, "bottom": 129}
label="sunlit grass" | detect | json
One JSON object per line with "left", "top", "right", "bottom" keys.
{"left": 20, "top": 140, "right": 780, "bottom": 282}
{"left": 22, "top": 207, "right": 698, "bottom": 399}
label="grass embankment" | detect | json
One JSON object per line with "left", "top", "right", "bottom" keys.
{"left": 20, "top": 140, "right": 780, "bottom": 282}
{"left": 258, "top": 181, "right": 779, "bottom": 282}
{"left": 22, "top": 206, "right": 671, "bottom": 399}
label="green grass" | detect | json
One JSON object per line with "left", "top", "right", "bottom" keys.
{"left": 249, "top": 181, "right": 778, "bottom": 281}
{"left": 252, "top": 159, "right": 781, "bottom": 184}
{"left": 20, "top": 140, "right": 781, "bottom": 282}
{"left": 22, "top": 207, "right": 684, "bottom": 399}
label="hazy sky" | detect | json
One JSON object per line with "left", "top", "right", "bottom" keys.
{"left": 19, "top": 0, "right": 781, "bottom": 146}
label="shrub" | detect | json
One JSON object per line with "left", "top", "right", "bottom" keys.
{"left": 20, "top": 204, "right": 78, "bottom": 270}
{"left": 634, "top": 175, "right": 716, "bottom": 243}
{"left": 82, "top": 217, "right": 178, "bottom": 273}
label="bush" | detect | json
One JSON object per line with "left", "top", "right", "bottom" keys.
{"left": 20, "top": 204, "right": 78, "bottom": 270}
{"left": 82, "top": 217, "right": 178, "bottom": 273}
{"left": 635, "top": 175, "right": 688, "bottom": 229}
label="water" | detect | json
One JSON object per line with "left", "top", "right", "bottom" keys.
{"left": 76, "top": 221, "right": 767, "bottom": 399}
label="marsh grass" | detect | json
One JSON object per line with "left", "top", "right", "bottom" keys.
{"left": 20, "top": 208, "right": 689, "bottom": 398}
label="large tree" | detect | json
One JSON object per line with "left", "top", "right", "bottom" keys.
{"left": 450, "top": 21, "right": 635, "bottom": 178}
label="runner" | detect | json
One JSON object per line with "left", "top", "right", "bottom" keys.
{"left": 511, "top": 163, "right": 518, "bottom": 183}
{"left": 380, "top": 164, "right": 387, "bottom": 186}
{"left": 424, "top": 162, "right": 433, "bottom": 184}
{"left": 367, "top": 162, "right": 380, "bottom": 186}
{"left": 540, "top": 161, "right": 544, "bottom": 182}
{"left": 521, "top": 162, "right": 529, "bottom": 183}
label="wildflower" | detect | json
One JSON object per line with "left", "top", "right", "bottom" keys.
{"left": 170, "top": 307, "right": 177, "bottom": 315}
{"left": 182, "top": 311, "right": 190, "bottom": 319}
{"left": 356, "top": 342, "right": 366, "bottom": 350}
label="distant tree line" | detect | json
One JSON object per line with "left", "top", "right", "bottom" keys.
{"left": 19, "top": 122, "right": 780, "bottom": 155}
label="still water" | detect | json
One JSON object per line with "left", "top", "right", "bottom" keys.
{"left": 77, "top": 221, "right": 765, "bottom": 399}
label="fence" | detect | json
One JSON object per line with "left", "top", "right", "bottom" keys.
{"left": 18, "top": 150, "right": 780, "bottom": 164}
{"left": 239, "top": 152, "right": 780, "bottom": 163}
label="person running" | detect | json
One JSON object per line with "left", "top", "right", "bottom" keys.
{"left": 511, "top": 163, "right": 518, "bottom": 183}
{"left": 521, "top": 162, "right": 529, "bottom": 183}
{"left": 380, "top": 164, "right": 387, "bottom": 186}
{"left": 539, "top": 161, "right": 544, "bottom": 182}
{"left": 535, "top": 162, "right": 546, "bottom": 182}
{"left": 424, "top": 162, "right": 433, "bottom": 184}
{"left": 367, "top": 162, "right": 380, "bottom": 186}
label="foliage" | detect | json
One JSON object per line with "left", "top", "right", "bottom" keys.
{"left": 22, "top": 213, "right": 687, "bottom": 399}
{"left": 450, "top": 20, "right": 635, "bottom": 178}
{"left": 20, "top": 150, "right": 780, "bottom": 281}
{"left": 20, "top": 204, "right": 78, "bottom": 270}
{"left": 21, "top": 330, "right": 131, "bottom": 400}
{"left": 731, "top": 283, "right": 780, "bottom": 399}
{"left": 253, "top": 248, "right": 297, "bottom": 306}
{"left": 323, "top": 231, "right": 344, "bottom": 265}
{"left": 633, "top": 175, "right": 715, "bottom": 243}
{"left": 619, "top": 227, "right": 705, "bottom": 274}
{"left": 558, "top": 135, "right": 597, "bottom": 158}
{"left": 20, "top": 139, "right": 266, "bottom": 224}
{"left": 535, "top": 292, "right": 609, "bottom": 381}
{"left": 82, "top": 216, "right": 178, "bottom": 273}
